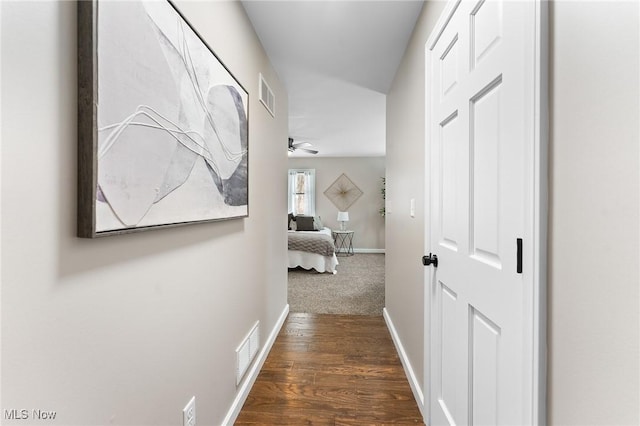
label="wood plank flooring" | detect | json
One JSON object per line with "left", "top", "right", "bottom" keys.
{"left": 235, "top": 313, "right": 424, "bottom": 425}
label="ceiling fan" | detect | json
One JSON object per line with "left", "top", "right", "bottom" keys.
{"left": 288, "top": 137, "right": 318, "bottom": 155}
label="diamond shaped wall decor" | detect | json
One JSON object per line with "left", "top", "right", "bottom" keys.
{"left": 324, "top": 173, "right": 363, "bottom": 211}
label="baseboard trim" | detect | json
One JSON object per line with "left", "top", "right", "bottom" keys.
{"left": 383, "top": 307, "right": 426, "bottom": 419}
{"left": 222, "top": 303, "right": 290, "bottom": 425}
{"left": 353, "top": 248, "right": 385, "bottom": 254}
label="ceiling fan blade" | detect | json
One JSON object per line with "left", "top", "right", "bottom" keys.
{"left": 289, "top": 137, "right": 319, "bottom": 154}
{"left": 292, "top": 141, "right": 312, "bottom": 148}
{"left": 298, "top": 147, "right": 318, "bottom": 154}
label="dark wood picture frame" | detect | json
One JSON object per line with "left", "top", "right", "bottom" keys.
{"left": 78, "top": 0, "right": 249, "bottom": 238}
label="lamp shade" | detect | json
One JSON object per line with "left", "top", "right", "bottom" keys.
{"left": 337, "top": 211, "right": 349, "bottom": 222}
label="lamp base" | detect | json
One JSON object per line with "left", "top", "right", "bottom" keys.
{"left": 340, "top": 222, "right": 346, "bottom": 231}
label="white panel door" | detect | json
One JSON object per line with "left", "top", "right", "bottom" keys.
{"left": 425, "top": 1, "right": 541, "bottom": 425}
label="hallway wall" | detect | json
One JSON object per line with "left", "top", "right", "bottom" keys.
{"left": 1, "top": 1, "right": 288, "bottom": 424}
{"left": 547, "top": 1, "right": 639, "bottom": 423}
{"left": 385, "top": 0, "right": 447, "bottom": 403}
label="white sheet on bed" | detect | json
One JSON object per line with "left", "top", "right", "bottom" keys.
{"left": 287, "top": 227, "right": 339, "bottom": 274}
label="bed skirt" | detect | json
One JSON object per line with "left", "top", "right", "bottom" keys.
{"left": 287, "top": 250, "right": 339, "bottom": 274}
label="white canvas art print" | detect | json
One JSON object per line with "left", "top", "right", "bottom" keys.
{"left": 80, "top": 0, "right": 249, "bottom": 236}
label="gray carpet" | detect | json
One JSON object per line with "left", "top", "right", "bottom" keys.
{"left": 288, "top": 254, "right": 385, "bottom": 316}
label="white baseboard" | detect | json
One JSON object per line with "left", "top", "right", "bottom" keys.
{"left": 353, "top": 248, "right": 385, "bottom": 254}
{"left": 221, "top": 304, "right": 290, "bottom": 425}
{"left": 383, "top": 307, "right": 426, "bottom": 420}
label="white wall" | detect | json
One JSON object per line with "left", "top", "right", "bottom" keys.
{"left": 288, "top": 157, "right": 386, "bottom": 251}
{"left": 548, "top": 1, "right": 639, "bottom": 424}
{"left": 0, "top": 1, "right": 288, "bottom": 425}
{"left": 386, "top": 0, "right": 639, "bottom": 424}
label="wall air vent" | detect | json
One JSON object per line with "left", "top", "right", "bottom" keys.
{"left": 236, "top": 321, "right": 260, "bottom": 385}
{"left": 259, "top": 73, "right": 275, "bottom": 117}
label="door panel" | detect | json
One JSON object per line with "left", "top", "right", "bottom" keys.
{"left": 440, "top": 282, "right": 458, "bottom": 420}
{"left": 440, "top": 111, "right": 461, "bottom": 251}
{"left": 470, "top": 306, "right": 501, "bottom": 426}
{"left": 471, "top": 0, "right": 503, "bottom": 68}
{"left": 440, "top": 34, "right": 460, "bottom": 98}
{"left": 470, "top": 77, "right": 502, "bottom": 268}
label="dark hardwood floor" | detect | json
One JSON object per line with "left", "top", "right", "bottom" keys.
{"left": 235, "top": 313, "right": 424, "bottom": 425}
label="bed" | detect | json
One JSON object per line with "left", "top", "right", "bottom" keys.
{"left": 287, "top": 227, "right": 339, "bottom": 274}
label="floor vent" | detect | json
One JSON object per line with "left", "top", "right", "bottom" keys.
{"left": 259, "top": 73, "right": 275, "bottom": 117}
{"left": 236, "top": 321, "right": 260, "bottom": 385}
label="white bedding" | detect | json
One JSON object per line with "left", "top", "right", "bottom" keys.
{"left": 287, "top": 228, "right": 339, "bottom": 274}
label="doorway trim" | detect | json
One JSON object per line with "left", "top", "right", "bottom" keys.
{"left": 423, "top": 0, "right": 548, "bottom": 424}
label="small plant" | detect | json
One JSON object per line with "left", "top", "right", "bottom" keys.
{"left": 379, "top": 177, "right": 386, "bottom": 217}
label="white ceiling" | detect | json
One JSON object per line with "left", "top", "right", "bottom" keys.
{"left": 241, "top": 1, "right": 424, "bottom": 157}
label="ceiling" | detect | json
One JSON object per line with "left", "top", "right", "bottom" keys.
{"left": 241, "top": 1, "right": 424, "bottom": 157}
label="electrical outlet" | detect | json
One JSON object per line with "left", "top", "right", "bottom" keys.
{"left": 183, "top": 396, "right": 196, "bottom": 426}
{"left": 410, "top": 198, "right": 416, "bottom": 217}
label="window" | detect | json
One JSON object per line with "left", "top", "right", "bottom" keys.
{"left": 288, "top": 169, "right": 315, "bottom": 216}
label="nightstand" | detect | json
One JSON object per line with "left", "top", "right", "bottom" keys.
{"left": 333, "top": 230, "right": 354, "bottom": 256}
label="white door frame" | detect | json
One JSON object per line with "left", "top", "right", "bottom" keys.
{"left": 423, "top": 0, "right": 548, "bottom": 424}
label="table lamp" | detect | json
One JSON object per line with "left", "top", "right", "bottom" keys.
{"left": 337, "top": 211, "right": 349, "bottom": 231}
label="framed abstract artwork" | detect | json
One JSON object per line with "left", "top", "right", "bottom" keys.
{"left": 77, "top": 0, "right": 249, "bottom": 237}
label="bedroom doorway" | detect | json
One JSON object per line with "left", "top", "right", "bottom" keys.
{"left": 287, "top": 164, "right": 387, "bottom": 316}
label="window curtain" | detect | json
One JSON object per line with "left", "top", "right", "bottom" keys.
{"left": 288, "top": 169, "right": 315, "bottom": 216}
